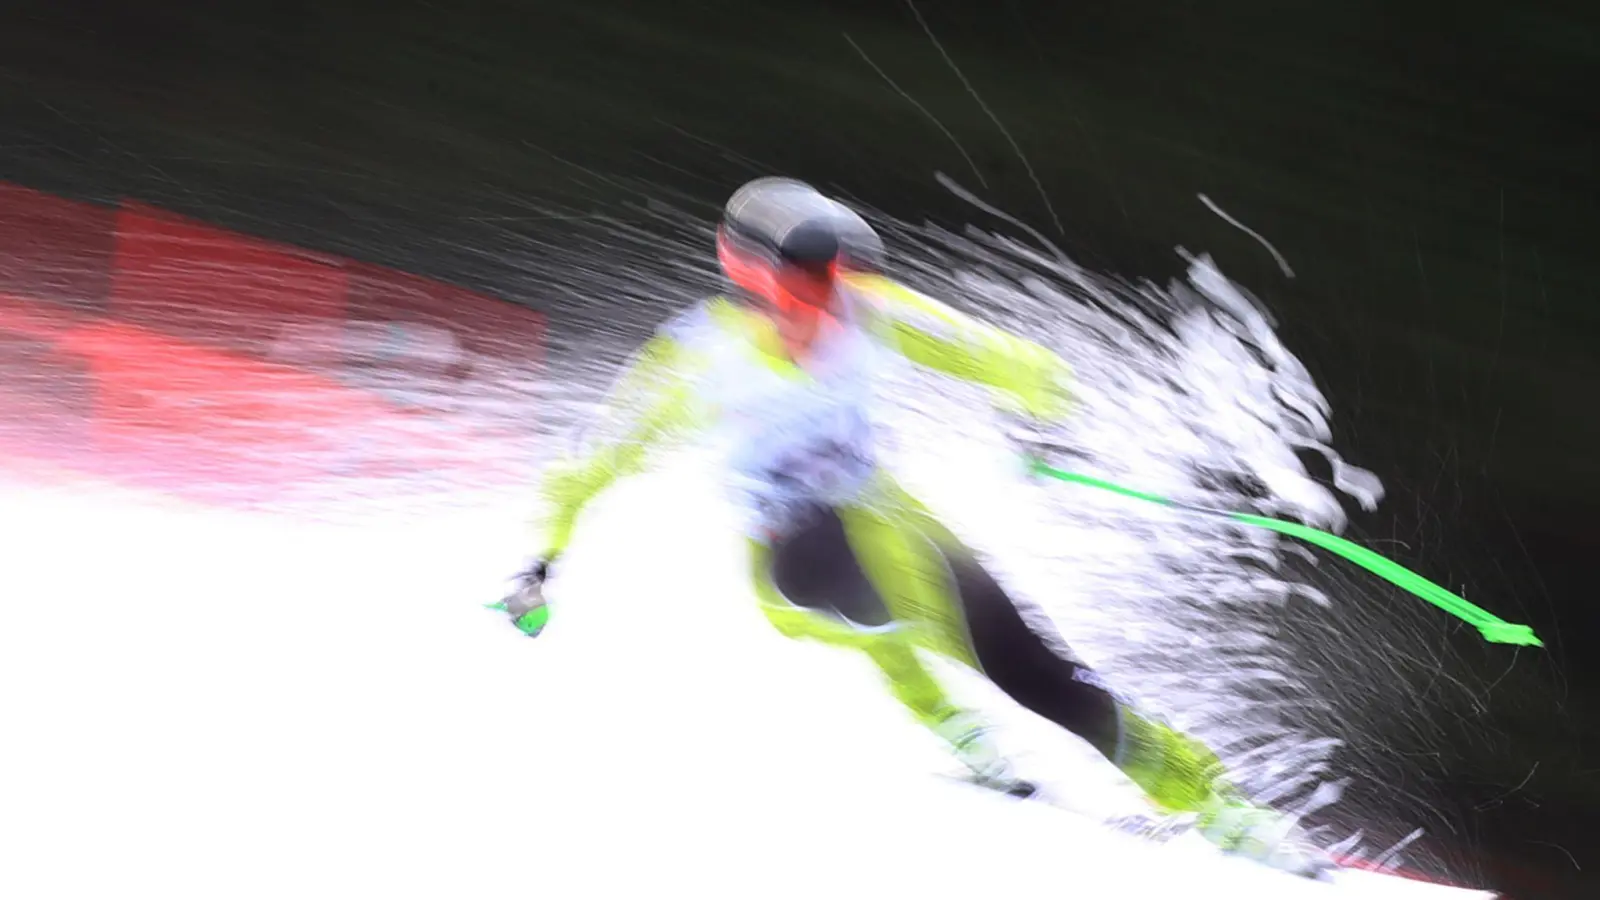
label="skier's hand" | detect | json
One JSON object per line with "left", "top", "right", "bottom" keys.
{"left": 499, "top": 556, "right": 554, "bottom": 636}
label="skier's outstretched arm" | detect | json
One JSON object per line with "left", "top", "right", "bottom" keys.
{"left": 537, "top": 312, "right": 713, "bottom": 560}
{"left": 846, "top": 273, "right": 1073, "bottom": 422}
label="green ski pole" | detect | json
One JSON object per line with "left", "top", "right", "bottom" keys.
{"left": 1025, "top": 456, "right": 1541, "bottom": 648}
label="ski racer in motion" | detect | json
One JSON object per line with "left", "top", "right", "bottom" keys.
{"left": 503, "top": 176, "right": 1334, "bottom": 878}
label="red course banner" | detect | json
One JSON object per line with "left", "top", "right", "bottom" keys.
{"left": 0, "top": 182, "right": 543, "bottom": 505}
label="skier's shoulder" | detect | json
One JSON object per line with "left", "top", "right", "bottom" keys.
{"left": 655, "top": 295, "right": 747, "bottom": 344}
{"left": 660, "top": 294, "right": 787, "bottom": 351}
{"left": 843, "top": 273, "right": 977, "bottom": 342}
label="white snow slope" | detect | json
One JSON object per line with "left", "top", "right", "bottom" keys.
{"left": 0, "top": 463, "right": 1494, "bottom": 900}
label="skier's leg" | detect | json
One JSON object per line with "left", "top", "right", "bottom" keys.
{"left": 861, "top": 475, "right": 1224, "bottom": 813}
{"left": 747, "top": 510, "right": 1015, "bottom": 783}
{"left": 746, "top": 509, "right": 897, "bottom": 650}
{"left": 862, "top": 478, "right": 1335, "bottom": 875}
{"left": 939, "top": 535, "right": 1224, "bottom": 812}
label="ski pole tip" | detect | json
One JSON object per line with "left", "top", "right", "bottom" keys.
{"left": 1479, "top": 621, "right": 1542, "bottom": 647}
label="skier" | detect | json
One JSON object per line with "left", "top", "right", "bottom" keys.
{"left": 502, "top": 176, "right": 1333, "bottom": 878}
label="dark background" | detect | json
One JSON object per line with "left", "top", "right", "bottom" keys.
{"left": 2, "top": 1, "right": 1596, "bottom": 895}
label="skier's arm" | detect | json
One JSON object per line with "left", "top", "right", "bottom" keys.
{"left": 537, "top": 317, "right": 710, "bottom": 559}
{"left": 847, "top": 273, "right": 1073, "bottom": 421}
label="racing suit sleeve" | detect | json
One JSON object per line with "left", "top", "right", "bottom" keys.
{"left": 844, "top": 273, "right": 1074, "bottom": 421}
{"left": 536, "top": 308, "right": 714, "bottom": 558}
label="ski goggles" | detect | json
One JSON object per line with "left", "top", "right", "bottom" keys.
{"left": 717, "top": 225, "right": 841, "bottom": 317}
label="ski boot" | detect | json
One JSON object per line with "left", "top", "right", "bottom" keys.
{"left": 1114, "top": 712, "right": 1335, "bottom": 877}
{"left": 1195, "top": 788, "right": 1338, "bottom": 880}
{"left": 933, "top": 708, "right": 1036, "bottom": 797}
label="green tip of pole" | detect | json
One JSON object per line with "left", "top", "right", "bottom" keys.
{"left": 1478, "top": 622, "right": 1543, "bottom": 648}
{"left": 515, "top": 605, "right": 551, "bottom": 636}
